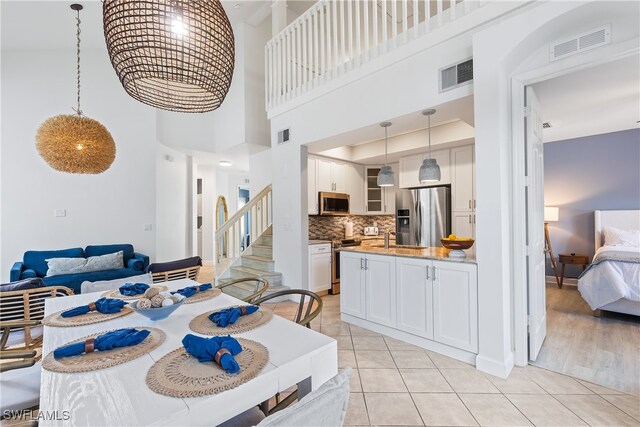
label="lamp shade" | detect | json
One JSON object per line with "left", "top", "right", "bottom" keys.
{"left": 377, "top": 165, "right": 395, "bottom": 187}
{"left": 419, "top": 158, "right": 441, "bottom": 183}
{"left": 544, "top": 206, "right": 559, "bottom": 222}
{"left": 103, "top": 0, "right": 235, "bottom": 113}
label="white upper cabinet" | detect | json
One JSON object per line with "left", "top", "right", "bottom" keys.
{"left": 365, "top": 164, "right": 397, "bottom": 215}
{"left": 317, "top": 158, "right": 347, "bottom": 193}
{"left": 399, "top": 149, "right": 451, "bottom": 188}
{"left": 317, "top": 158, "right": 334, "bottom": 192}
{"left": 451, "top": 145, "right": 475, "bottom": 212}
{"left": 332, "top": 162, "right": 346, "bottom": 192}
{"left": 452, "top": 211, "right": 475, "bottom": 239}
{"left": 346, "top": 163, "right": 365, "bottom": 215}
{"left": 308, "top": 156, "right": 318, "bottom": 215}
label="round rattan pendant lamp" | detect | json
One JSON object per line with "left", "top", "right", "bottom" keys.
{"left": 36, "top": 4, "right": 116, "bottom": 175}
{"left": 103, "top": 0, "right": 235, "bottom": 113}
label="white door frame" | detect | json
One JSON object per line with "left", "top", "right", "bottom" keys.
{"left": 510, "top": 47, "right": 639, "bottom": 366}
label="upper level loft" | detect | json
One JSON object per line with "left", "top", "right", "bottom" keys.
{"left": 265, "top": 0, "right": 524, "bottom": 117}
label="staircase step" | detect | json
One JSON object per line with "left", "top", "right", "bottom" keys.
{"left": 250, "top": 244, "right": 273, "bottom": 258}
{"left": 258, "top": 235, "right": 273, "bottom": 246}
{"left": 241, "top": 255, "right": 275, "bottom": 272}
{"left": 229, "top": 266, "right": 282, "bottom": 287}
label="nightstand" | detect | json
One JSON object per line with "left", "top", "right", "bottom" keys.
{"left": 558, "top": 253, "right": 589, "bottom": 288}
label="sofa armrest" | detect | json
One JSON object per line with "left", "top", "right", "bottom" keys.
{"left": 133, "top": 252, "right": 150, "bottom": 271}
{"left": 10, "top": 262, "right": 24, "bottom": 282}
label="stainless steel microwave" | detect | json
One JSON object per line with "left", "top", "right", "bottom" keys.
{"left": 319, "top": 192, "right": 350, "bottom": 216}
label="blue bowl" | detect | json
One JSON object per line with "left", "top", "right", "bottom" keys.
{"left": 130, "top": 298, "right": 185, "bottom": 321}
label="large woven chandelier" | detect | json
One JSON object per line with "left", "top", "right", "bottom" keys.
{"left": 36, "top": 4, "right": 116, "bottom": 175}
{"left": 103, "top": 0, "right": 235, "bottom": 113}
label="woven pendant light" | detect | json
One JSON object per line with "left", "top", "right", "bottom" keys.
{"left": 36, "top": 4, "right": 116, "bottom": 175}
{"left": 103, "top": 0, "right": 235, "bottom": 113}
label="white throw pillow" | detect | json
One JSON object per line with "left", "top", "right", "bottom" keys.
{"left": 80, "top": 273, "right": 153, "bottom": 294}
{"left": 603, "top": 226, "right": 640, "bottom": 247}
{"left": 46, "top": 251, "right": 124, "bottom": 277}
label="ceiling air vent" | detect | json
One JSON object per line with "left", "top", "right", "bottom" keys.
{"left": 542, "top": 122, "right": 552, "bottom": 129}
{"left": 439, "top": 58, "right": 473, "bottom": 93}
{"left": 277, "top": 128, "right": 290, "bottom": 144}
{"left": 550, "top": 25, "right": 611, "bottom": 62}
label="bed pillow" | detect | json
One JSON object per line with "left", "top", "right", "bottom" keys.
{"left": 603, "top": 226, "right": 640, "bottom": 247}
{"left": 46, "top": 251, "right": 124, "bottom": 277}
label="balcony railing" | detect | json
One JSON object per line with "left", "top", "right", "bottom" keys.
{"left": 265, "top": 0, "right": 484, "bottom": 110}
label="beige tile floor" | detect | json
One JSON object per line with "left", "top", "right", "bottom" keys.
{"left": 263, "top": 294, "right": 640, "bottom": 427}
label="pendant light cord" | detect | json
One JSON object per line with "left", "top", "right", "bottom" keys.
{"left": 72, "top": 9, "right": 82, "bottom": 116}
{"left": 384, "top": 126, "right": 388, "bottom": 166}
{"left": 428, "top": 113, "right": 432, "bottom": 159}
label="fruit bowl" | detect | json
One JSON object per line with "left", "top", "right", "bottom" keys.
{"left": 130, "top": 298, "right": 185, "bottom": 321}
{"left": 440, "top": 238, "right": 475, "bottom": 250}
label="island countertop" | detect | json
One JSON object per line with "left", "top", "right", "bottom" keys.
{"left": 337, "top": 245, "right": 476, "bottom": 264}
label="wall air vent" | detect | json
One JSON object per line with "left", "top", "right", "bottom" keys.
{"left": 439, "top": 58, "right": 473, "bottom": 93}
{"left": 277, "top": 128, "right": 290, "bottom": 144}
{"left": 550, "top": 25, "right": 611, "bottom": 62}
{"left": 542, "top": 122, "right": 552, "bottom": 129}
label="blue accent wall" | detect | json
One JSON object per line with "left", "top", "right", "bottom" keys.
{"left": 544, "top": 129, "right": 640, "bottom": 277}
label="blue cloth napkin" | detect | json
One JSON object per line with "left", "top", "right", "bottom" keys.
{"left": 119, "top": 283, "right": 150, "bottom": 296}
{"left": 171, "top": 283, "right": 213, "bottom": 298}
{"left": 182, "top": 334, "right": 242, "bottom": 374}
{"left": 61, "top": 298, "right": 126, "bottom": 318}
{"left": 53, "top": 328, "right": 150, "bottom": 359}
{"left": 208, "top": 305, "right": 259, "bottom": 328}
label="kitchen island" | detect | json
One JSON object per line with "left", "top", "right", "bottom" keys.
{"left": 338, "top": 245, "right": 478, "bottom": 365}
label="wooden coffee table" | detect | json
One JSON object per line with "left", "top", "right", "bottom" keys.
{"left": 558, "top": 253, "right": 589, "bottom": 288}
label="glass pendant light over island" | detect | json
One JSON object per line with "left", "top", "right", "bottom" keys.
{"left": 419, "top": 109, "right": 441, "bottom": 183}
{"left": 377, "top": 122, "right": 395, "bottom": 187}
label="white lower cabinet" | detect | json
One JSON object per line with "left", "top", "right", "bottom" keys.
{"left": 340, "top": 251, "right": 366, "bottom": 319}
{"left": 341, "top": 252, "right": 478, "bottom": 354}
{"left": 365, "top": 254, "right": 396, "bottom": 328}
{"left": 396, "top": 257, "right": 433, "bottom": 339}
{"left": 309, "top": 244, "right": 332, "bottom": 293}
{"left": 432, "top": 260, "right": 478, "bottom": 353}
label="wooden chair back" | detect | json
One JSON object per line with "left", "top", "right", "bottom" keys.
{"left": 150, "top": 266, "right": 200, "bottom": 284}
{"left": 253, "top": 290, "right": 323, "bottom": 328}
{"left": 0, "top": 286, "right": 73, "bottom": 350}
{"left": 216, "top": 278, "right": 269, "bottom": 304}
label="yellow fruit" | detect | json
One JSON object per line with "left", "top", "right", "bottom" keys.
{"left": 448, "top": 234, "right": 457, "bottom": 240}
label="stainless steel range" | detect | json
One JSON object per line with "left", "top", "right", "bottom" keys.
{"left": 330, "top": 238, "right": 361, "bottom": 295}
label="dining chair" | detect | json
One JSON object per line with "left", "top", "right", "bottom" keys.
{"left": 147, "top": 256, "right": 202, "bottom": 284}
{"left": 218, "top": 368, "right": 351, "bottom": 427}
{"left": 253, "top": 290, "right": 323, "bottom": 328}
{"left": 216, "top": 278, "right": 269, "bottom": 304}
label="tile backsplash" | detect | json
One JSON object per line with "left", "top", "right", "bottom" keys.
{"left": 309, "top": 215, "right": 396, "bottom": 240}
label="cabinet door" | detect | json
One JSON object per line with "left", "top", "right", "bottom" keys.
{"left": 365, "top": 254, "right": 396, "bottom": 328}
{"left": 431, "top": 149, "right": 451, "bottom": 184}
{"left": 346, "top": 163, "right": 365, "bottom": 215}
{"left": 383, "top": 163, "right": 398, "bottom": 214}
{"left": 332, "top": 162, "right": 347, "bottom": 192}
{"left": 309, "top": 253, "right": 332, "bottom": 292}
{"left": 432, "top": 261, "right": 478, "bottom": 353}
{"left": 452, "top": 211, "right": 474, "bottom": 239}
{"left": 365, "top": 167, "right": 384, "bottom": 214}
{"left": 308, "top": 156, "right": 318, "bottom": 214}
{"left": 317, "top": 158, "right": 333, "bottom": 192}
{"left": 451, "top": 145, "right": 474, "bottom": 212}
{"left": 396, "top": 257, "right": 433, "bottom": 339}
{"left": 340, "top": 252, "right": 366, "bottom": 319}
{"left": 399, "top": 155, "right": 422, "bottom": 188}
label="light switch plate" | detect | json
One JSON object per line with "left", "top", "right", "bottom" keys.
{"left": 55, "top": 209, "right": 66, "bottom": 217}
{"left": 144, "top": 224, "right": 153, "bottom": 231}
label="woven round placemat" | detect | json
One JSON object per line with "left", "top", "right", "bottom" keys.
{"left": 182, "top": 288, "right": 222, "bottom": 304}
{"left": 146, "top": 338, "right": 269, "bottom": 398}
{"left": 189, "top": 306, "right": 273, "bottom": 335}
{"left": 42, "top": 306, "right": 133, "bottom": 327}
{"left": 101, "top": 285, "right": 168, "bottom": 300}
{"left": 42, "top": 327, "right": 165, "bottom": 373}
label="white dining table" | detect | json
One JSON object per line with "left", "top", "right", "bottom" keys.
{"left": 39, "top": 279, "right": 337, "bottom": 426}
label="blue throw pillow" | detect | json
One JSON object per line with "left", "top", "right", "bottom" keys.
{"left": 20, "top": 269, "right": 37, "bottom": 279}
{"left": 127, "top": 258, "right": 144, "bottom": 271}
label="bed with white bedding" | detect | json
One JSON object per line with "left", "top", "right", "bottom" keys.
{"left": 577, "top": 210, "right": 640, "bottom": 316}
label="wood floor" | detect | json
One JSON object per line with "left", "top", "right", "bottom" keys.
{"left": 534, "top": 282, "right": 640, "bottom": 396}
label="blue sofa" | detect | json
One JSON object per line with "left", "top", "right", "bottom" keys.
{"left": 10, "top": 244, "right": 149, "bottom": 294}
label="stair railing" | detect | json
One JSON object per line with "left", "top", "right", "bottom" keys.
{"left": 215, "top": 184, "right": 272, "bottom": 274}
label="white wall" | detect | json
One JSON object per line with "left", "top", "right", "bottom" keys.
{"left": 1, "top": 49, "right": 157, "bottom": 280}
{"left": 249, "top": 149, "right": 272, "bottom": 196}
{"left": 156, "top": 144, "right": 190, "bottom": 262}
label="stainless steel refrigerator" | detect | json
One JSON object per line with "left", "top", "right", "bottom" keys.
{"left": 395, "top": 186, "right": 451, "bottom": 247}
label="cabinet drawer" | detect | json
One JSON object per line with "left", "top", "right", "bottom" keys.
{"left": 310, "top": 244, "right": 331, "bottom": 254}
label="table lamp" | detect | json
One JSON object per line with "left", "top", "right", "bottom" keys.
{"left": 544, "top": 206, "right": 560, "bottom": 287}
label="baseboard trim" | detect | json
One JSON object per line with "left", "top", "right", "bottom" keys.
{"left": 476, "top": 352, "right": 514, "bottom": 379}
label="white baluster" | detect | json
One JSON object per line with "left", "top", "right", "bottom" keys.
{"left": 392, "top": 0, "right": 398, "bottom": 47}
{"left": 320, "top": 3, "right": 326, "bottom": 82}
{"left": 308, "top": 17, "right": 313, "bottom": 83}
{"left": 437, "top": 0, "right": 443, "bottom": 26}
{"left": 296, "top": 24, "right": 302, "bottom": 94}
{"left": 286, "top": 32, "right": 292, "bottom": 96}
{"left": 347, "top": 0, "right": 353, "bottom": 69}
{"left": 381, "top": 0, "right": 387, "bottom": 52}
{"left": 314, "top": 9, "right": 319, "bottom": 85}
{"left": 450, "top": 0, "right": 456, "bottom": 21}
{"left": 340, "top": 0, "right": 346, "bottom": 69}
{"left": 372, "top": 0, "right": 378, "bottom": 56}
{"left": 355, "top": 0, "right": 361, "bottom": 65}
{"left": 302, "top": 18, "right": 307, "bottom": 90}
{"left": 402, "top": 0, "right": 408, "bottom": 41}
{"left": 332, "top": 0, "right": 338, "bottom": 77}
{"left": 424, "top": 0, "right": 431, "bottom": 33}
{"left": 325, "top": 0, "right": 332, "bottom": 76}
{"left": 413, "top": 0, "right": 419, "bottom": 38}
{"left": 363, "top": 0, "right": 369, "bottom": 62}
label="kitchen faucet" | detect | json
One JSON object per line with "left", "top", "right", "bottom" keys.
{"left": 384, "top": 231, "right": 397, "bottom": 249}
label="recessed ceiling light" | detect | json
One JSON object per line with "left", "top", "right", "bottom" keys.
{"left": 219, "top": 160, "right": 232, "bottom": 167}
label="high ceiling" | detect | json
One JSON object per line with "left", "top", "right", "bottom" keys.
{"left": 533, "top": 54, "right": 640, "bottom": 143}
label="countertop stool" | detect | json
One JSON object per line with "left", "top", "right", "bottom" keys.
{"left": 558, "top": 253, "right": 589, "bottom": 288}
